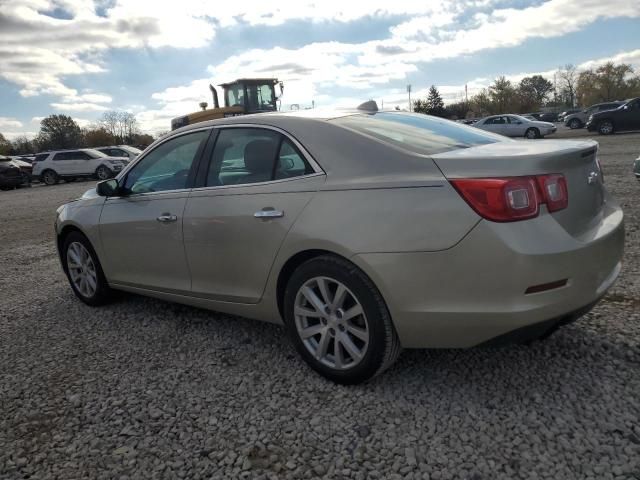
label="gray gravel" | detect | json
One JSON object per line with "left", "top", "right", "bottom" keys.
{"left": 1, "top": 132, "right": 640, "bottom": 480}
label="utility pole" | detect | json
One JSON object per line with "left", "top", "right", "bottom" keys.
{"left": 407, "top": 84, "right": 412, "bottom": 112}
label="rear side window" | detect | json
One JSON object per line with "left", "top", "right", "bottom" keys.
{"left": 53, "top": 152, "right": 71, "bottom": 161}
{"left": 34, "top": 154, "right": 49, "bottom": 162}
{"left": 205, "top": 128, "right": 313, "bottom": 187}
{"left": 331, "top": 112, "right": 502, "bottom": 155}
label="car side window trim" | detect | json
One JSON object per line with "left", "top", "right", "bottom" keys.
{"left": 111, "top": 127, "right": 214, "bottom": 199}
{"left": 192, "top": 123, "right": 324, "bottom": 191}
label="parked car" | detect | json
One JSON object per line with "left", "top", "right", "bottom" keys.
{"left": 538, "top": 112, "right": 559, "bottom": 122}
{"left": 564, "top": 102, "right": 624, "bottom": 129}
{"left": 32, "top": 149, "right": 128, "bottom": 185}
{"left": 634, "top": 154, "right": 640, "bottom": 181}
{"left": 557, "top": 108, "right": 581, "bottom": 122}
{"left": 474, "top": 114, "right": 556, "bottom": 138}
{"left": 524, "top": 112, "right": 542, "bottom": 120}
{"left": 55, "top": 108, "right": 623, "bottom": 384}
{"left": 0, "top": 155, "right": 25, "bottom": 190}
{"left": 587, "top": 97, "right": 640, "bottom": 135}
{"left": 95, "top": 145, "right": 142, "bottom": 161}
{"left": 1, "top": 156, "right": 31, "bottom": 186}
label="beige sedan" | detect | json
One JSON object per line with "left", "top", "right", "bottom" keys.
{"left": 55, "top": 108, "right": 624, "bottom": 384}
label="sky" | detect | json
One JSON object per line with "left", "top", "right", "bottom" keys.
{"left": 1, "top": 0, "right": 640, "bottom": 138}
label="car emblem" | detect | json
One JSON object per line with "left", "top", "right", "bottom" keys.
{"left": 587, "top": 171, "right": 599, "bottom": 185}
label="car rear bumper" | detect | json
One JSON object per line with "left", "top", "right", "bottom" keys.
{"left": 353, "top": 201, "right": 624, "bottom": 348}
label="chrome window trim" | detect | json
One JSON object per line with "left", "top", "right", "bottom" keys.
{"left": 190, "top": 171, "right": 325, "bottom": 194}
{"left": 211, "top": 123, "right": 324, "bottom": 175}
{"left": 111, "top": 127, "right": 214, "bottom": 199}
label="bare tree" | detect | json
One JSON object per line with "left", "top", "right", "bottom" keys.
{"left": 100, "top": 111, "right": 140, "bottom": 144}
{"left": 557, "top": 64, "right": 578, "bottom": 106}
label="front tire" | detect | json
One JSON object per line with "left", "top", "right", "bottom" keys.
{"left": 598, "top": 120, "right": 614, "bottom": 135}
{"left": 62, "top": 232, "right": 111, "bottom": 306}
{"left": 568, "top": 118, "right": 582, "bottom": 129}
{"left": 525, "top": 128, "right": 540, "bottom": 139}
{"left": 96, "top": 165, "right": 113, "bottom": 180}
{"left": 283, "top": 255, "right": 401, "bottom": 384}
{"left": 42, "top": 169, "right": 59, "bottom": 185}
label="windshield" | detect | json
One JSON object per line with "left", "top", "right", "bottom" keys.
{"left": 85, "top": 149, "right": 107, "bottom": 159}
{"left": 331, "top": 112, "right": 504, "bottom": 155}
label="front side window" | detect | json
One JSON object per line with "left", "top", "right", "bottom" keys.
{"left": 227, "top": 85, "right": 245, "bottom": 107}
{"left": 332, "top": 112, "right": 503, "bottom": 156}
{"left": 123, "top": 130, "right": 209, "bottom": 194}
{"left": 206, "top": 128, "right": 313, "bottom": 187}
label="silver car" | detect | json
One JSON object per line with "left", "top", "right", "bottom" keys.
{"left": 55, "top": 109, "right": 624, "bottom": 384}
{"left": 474, "top": 114, "right": 557, "bottom": 138}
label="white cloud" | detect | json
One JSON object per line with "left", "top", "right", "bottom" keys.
{"left": 50, "top": 102, "right": 110, "bottom": 112}
{"left": 0, "top": 117, "right": 24, "bottom": 129}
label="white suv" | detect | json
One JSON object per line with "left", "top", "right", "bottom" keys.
{"left": 95, "top": 145, "right": 142, "bottom": 161}
{"left": 32, "top": 149, "right": 128, "bottom": 185}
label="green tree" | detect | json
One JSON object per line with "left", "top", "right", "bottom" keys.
{"left": 488, "top": 76, "right": 517, "bottom": 113}
{"left": 0, "top": 133, "right": 11, "bottom": 155}
{"left": 444, "top": 100, "right": 470, "bottom": 119}
{"left": 10, "top": 135, "right": 34, "bottom": 155}
{"left": 412, "top": 98, "right": 427, "bottom": 114}
{"left": 425, "top": 85, "right": 445, "bottom": 117}
{"left": 37, "top": 115, "right": 83, "bottom": 150}
{"left": 518, "top": 75, "right": 553, "bottom": 111}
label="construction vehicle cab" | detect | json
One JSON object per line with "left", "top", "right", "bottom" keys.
{"left": 171, "top": 78, "right": 281, "bottom": 130}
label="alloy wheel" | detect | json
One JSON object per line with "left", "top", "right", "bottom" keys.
{"left": 67, "top": 241, "right": 98, "bottom": 298}
{"left": 599, "top": 121, "right": 613, "bottom": 135}
{"left": 96, "top": 166, "right": 111, "bottom": 180}
{"left": 43, "top": 171, "right": 57, "bottom": 185}
{"left": 294, "top": 276, "right": 370, "bottom": 370}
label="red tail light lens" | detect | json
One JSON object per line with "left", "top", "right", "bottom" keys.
{"left": 450, "top": 177, "right": 539, "bottom": 222}
{"left": 451, "top": 174, "right": 568, "bottom": 222}
{"left": 536, "top": 174, "right": 568, "bottom": 212}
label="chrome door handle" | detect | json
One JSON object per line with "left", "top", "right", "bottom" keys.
{"left": 254, "top": 208, "right": 284, "bottom": 219}
{"left": 156, "top": 213, "right": 177, "bottom": 223}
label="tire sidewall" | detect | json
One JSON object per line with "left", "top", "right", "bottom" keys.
{"left": 43, "top": 170, "right": 58, "bottom": 185}
{"left": 598, "top": 120, "right": 613, "bottom": 135}
{"left": 283, "top": 256, "right": 391, "bottom": 384}
{"left": 96, "top": 165, "right": 112, "bottom": 180}
{"left": 62, "top": 231, "right": 110, "bottom": 306}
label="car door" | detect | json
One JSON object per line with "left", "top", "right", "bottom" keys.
{"left": 183, "top": 126, "right": 325, "bottom": 303}
{"left": 51, "top": 152, "right": 73, "bottom": 174}
{"left": 506, "top": 116, "right": 525, "bottom": 136}
{"left": 68, "top": 151, "right": 93, "bottom": 174}
{"left": 479, "top": 117, "right": 498, "bottom": 133}
{"left": 618, "top": 99, "right": 640, "bottom": 131}
{"left": 98, "top": 129, "right": 211, "bottom": 292}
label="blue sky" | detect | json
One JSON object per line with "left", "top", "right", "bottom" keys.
{"left": 1, "top": 0, "right": 639, "bottom": 137}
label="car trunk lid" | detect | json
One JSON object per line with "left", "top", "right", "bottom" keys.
{"left": 431, "top": 139, "right": 606, "bottom": 237}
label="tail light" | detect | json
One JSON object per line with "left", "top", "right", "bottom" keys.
{"left": 451, "top": 174, "right": 568, "bottom": 222}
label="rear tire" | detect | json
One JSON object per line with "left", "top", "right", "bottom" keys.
{"left": 525, "top": 128, "right": 539, "bottom": 139}
{"left": 598, "top": 120, "right": 614, "bottom": 135}
{"left": 62, "top": 231, "right": 112, "bottom": 306}
{"left": 568, "top": 118, "right": 582, "bottom": 129}
{"left": 42, "top": 169, "right": 59, "bottom": 185}
{"left": 283, "top": 255, "right": 401, "bottom": 384}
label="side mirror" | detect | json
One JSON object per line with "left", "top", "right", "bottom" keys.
{"left": 96, "top": 178, "right": 120, "bottom": 197}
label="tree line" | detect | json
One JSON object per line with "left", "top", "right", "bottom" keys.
{"left": 412, "top": 61, "right": 640, "bottom": 119}
{"left": 0, "top": 111, "right": 155, "bottom": 156}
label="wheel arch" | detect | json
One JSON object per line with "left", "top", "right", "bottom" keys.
{"left": 56, "top": 224, "right": 95, "bottom": 272}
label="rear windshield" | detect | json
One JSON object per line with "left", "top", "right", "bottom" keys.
{"left": 331, "top": 112, "right": 504, "bottom": 155}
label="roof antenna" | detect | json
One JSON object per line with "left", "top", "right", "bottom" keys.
{"left": 357, "top": 100, "right": 378, "bottom": 112}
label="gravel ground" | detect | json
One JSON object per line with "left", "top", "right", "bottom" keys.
{"left": 1, "top": 131, "right": 639, "bottom": 480}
